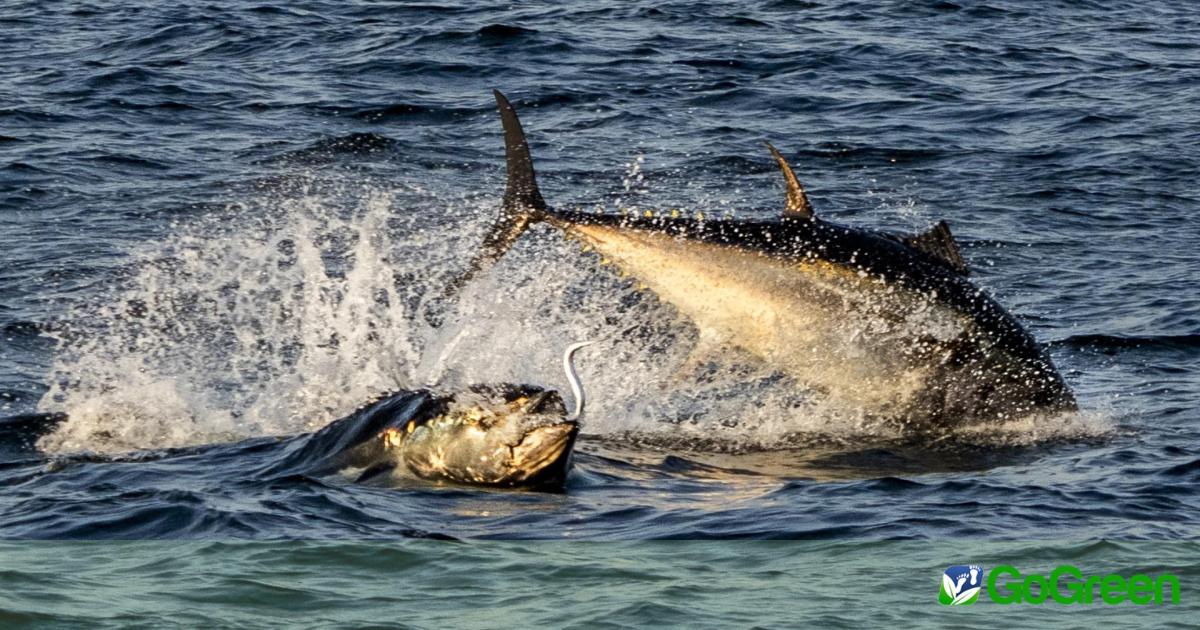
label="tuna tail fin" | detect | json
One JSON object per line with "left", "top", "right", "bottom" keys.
{"left": 496, "top": 90, "right": 548, "bottom": 216}
{"left": 442, "top": 90, "right": 548, "bottom": 299}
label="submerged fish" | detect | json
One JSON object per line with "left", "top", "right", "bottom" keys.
{"left": 276, "top": 342, "right": 596, "bottom": 489}
{"left": 450, "top": 91, "right": 1076, "bottom": 429}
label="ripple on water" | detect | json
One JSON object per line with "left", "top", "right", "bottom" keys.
{"left": 0, "top": 0, "right": 1197, "bottom": 549}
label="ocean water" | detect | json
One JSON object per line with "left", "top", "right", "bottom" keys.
{"left": 2, "top": 0, "right": 1198, "bottom": 624}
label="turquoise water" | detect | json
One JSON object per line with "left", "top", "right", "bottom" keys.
{"left": 2, "top": 542, "right": 1196, "bottom": 627}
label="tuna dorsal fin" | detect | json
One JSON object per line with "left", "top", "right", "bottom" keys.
{"left": 764, "top": 142, "right": 814, "bottom": 219}
{"left": 902, "top": 220, "right": 969, "bottom": 275}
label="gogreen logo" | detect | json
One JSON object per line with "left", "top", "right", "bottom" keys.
{"left": 988, "top": 565, "right": 1180, "bottom": 605}
{"left": 939, "top": 564, "right": 1182, "bottom": 606}
{"left": 940, "top": 565, "right": 984, "bottom": 605}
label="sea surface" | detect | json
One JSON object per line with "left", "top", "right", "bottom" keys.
{"left": 2, "top": 0, "right": 1198, "bottom": 625}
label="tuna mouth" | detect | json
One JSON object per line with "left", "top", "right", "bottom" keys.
{"left": 509, "top": 422, "right": 578, "bottom": 483}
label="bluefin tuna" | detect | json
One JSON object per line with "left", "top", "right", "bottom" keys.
{"left": 450, "top": 91, "right": 1075, "bottom": 430}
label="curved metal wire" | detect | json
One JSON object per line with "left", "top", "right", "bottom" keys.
{"left": 562, "top": 340, "right": 599, "bottom": 421}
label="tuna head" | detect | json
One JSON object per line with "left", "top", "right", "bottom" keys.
{"left": 383, "top": 384, "right": 578, "bottom": 488}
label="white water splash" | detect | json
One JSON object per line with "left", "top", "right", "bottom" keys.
{"left": 36, "top": 178, "right": 1108, "bottom": 455}
{"left": 39, "top": 183, "right": 428, "bottom": 452}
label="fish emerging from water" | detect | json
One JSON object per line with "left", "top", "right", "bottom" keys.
{"left": 21, "top": 342, "right": 595, "bottom": 490}
{"left": 449, "top": 91, "right": 1076, "bottom": 430}
{"left": 275, "top": 341, "right": 597, "bottom": 489}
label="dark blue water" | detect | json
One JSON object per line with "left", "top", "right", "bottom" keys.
{"left": 3, "top": 0, "right": 1199, "bottom": 550}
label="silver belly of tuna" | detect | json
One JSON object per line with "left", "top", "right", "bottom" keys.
{"left": 570, "top": 223, "right": 1002, "bottom": 421}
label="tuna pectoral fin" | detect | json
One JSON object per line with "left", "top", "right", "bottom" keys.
{"left": 903, "top": 221, "right": 969, "bottom": 275}
{"left": 441, "top": 90, "right": 547, "bottom": 300}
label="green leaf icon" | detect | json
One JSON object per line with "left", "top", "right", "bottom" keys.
{"left": 940, "top": 574, "right": 956, "bottom": 605}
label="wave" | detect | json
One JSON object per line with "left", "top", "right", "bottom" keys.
{"left": 258, "top": 133, "right": 400, "bottom": 164}
{"left": 1055, "top": 333, "right": 1200, "bottom": 352}
{"left": 692, "top": 144, "right": 946, "bottom": 173}
{"left": 345, "top": 102, "right": 483, "bottom": 124}
{"left": 1, "top": 320, "right": 51, "bottom": 339}
{"left": 1, "top": 161, "right": 50, "bottom": 175}
{"left": 476, "top": 24, "right": 539, "bottom": 40}
{"left": 410, "top": 24, "right": 543, "bottom": 47}
{"left": 88, "top": 153, "right": 171, "bottom": 171}
{"left": 83, "top": 66, "right": 162, "bottom": 89}
{"left": 0, "top": 413, "right": 64, "bottom": 455}
{"left": 103, "top": 98, "right": 198, "bottom": 111}
{"left": 1161, "top": 458, "right": 1200, "bottom": 479}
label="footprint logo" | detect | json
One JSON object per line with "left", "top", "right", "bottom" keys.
{"left": 940, "top": 565, "right": 984, "bottom": 606}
